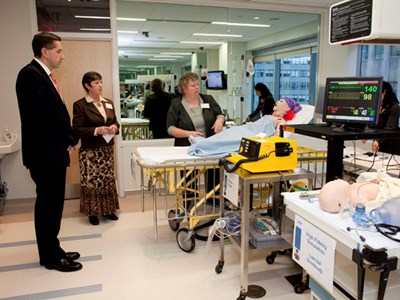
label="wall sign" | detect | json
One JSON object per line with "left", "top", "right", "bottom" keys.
{"left": 330, "top": 0, "right": 373, "bottom": 44}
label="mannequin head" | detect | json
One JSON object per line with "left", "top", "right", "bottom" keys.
{"left": 319, "top": 179, "right": 351, "bottom": 213}
{"left": 273, "top": 97, "right": 302, "bottom": 121}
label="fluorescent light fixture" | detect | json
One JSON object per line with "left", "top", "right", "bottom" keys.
{"left": 160, "top": 52, "right": 192, "bottom": 55}
{"left": 212, "top": 21, "right": 270, "bottom": 28}
{"left": 75, "top": 15, "right": 110, "bottom": 20}
{"left": 117, "top": 17, "right": 146, "bottom": 22}
{"left": 193, "top": 33, "right": 242, "bottom": 38}
{"left": 153, "top": 55, "right": 184, "bottom": 58}
{"left": 149, "top": 58, "right": 177, "bottom": 61}
{"left": 180, "top": 41, "right": 223, "bottom": 45}
{"left": 80, "top": 28, "right": 111, "bottom": 32}
{"left": 117, "top": 30, "right": 139, "bottom": 34}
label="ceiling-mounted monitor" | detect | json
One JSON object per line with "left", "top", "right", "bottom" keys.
{"left": 205, "top": 70, "right": 227, "bottom": 90}
{"left": 329, "top": 0, "right": 400, "bottom": 45}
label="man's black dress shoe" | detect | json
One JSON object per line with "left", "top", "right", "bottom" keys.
{"left": 45, "top": 259, "right": 83, "bottom": 272}
{"left": 89, "top": 216, "right": 99, "bottom": 225}
{"left": 104, "top": 213, "right": 118, "bottom": 221}
{"left": 65, "top": 252, "right": 80, "bottom": 261}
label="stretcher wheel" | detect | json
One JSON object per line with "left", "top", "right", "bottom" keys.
{"left": 294, "top": 283, "right": 306, "bottom": 294}
{"left": 215, "top": 260, "right": 224, "bottom": 274}
{"left": 266, "top": 252, "right": 277, "bottom": 264}
{"left": 236, "top": 294, "right": 246, "bottom": 300}
{"left": 168, "top": 209, "right": 181, "bottom": 231}
{"left": 176, "top": 228, "right": 195, "bottom": 252}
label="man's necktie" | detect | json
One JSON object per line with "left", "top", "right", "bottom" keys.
{"left": 49, "top": 73, "right": 62, "bottom": 96}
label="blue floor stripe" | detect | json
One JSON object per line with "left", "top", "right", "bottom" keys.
{"left": 0, "top": 255, "right": 102, "bottom": 272}
{"left": 0, "top": 284, "right": 102, "bottom": 299}
{"left": 0, "top": 233, "right": 102, "bottom": 248}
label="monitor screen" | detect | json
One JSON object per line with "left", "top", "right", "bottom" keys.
{"left": 322, "top": 77, "right": 383, "bottom": 131}
{"left": 206, "top": 70, "right": 227, "bottom": 90}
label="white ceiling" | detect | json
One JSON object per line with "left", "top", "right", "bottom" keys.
{"left": 116, "top": 0, "right": 340, "bottom": 69}
{"left": 36, "top": 0, "right": 342, "bottom": 70}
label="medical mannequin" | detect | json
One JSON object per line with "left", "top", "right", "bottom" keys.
{"left": 318, "top": 172, "right": 400, "bottom": 214}
{"left": 187, "top": 97, "right": 302, "bottom": 157}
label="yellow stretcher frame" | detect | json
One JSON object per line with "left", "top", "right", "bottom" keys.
{"left": 133, "top": 150, "right": 221, "bottom": 252}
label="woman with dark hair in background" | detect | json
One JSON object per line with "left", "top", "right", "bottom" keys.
{"left": 73, "top": 71, "right": 120, "bottom": 226}
{"left": 372, "top": 81, "right": 400, "bottom": 154}
{"left": 245, "top": 82, "right": 275, "bottom": 122}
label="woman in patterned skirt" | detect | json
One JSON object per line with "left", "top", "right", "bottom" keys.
{"left": 73, "top": 71, "right": 120, "bottom": 225}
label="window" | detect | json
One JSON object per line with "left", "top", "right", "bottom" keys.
{"left": 358, "top": 45, "right": 400, "bottom": 95}
{"left": 279, "top": 54, "right": 311, "bottom": 104}
{"left": 252, "top": 35, "right": 318, "bottom": 110}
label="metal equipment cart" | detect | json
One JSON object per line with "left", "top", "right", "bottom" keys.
{"left": 215, "top": 167, "right": 314, "bottom": 300}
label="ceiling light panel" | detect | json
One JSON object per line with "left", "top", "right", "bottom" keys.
{"left": 193, "top": 33, "right": 243, "bottom": 38}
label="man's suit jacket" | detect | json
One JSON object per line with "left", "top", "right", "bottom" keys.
{"left": 16, "top": 60, "right": 78, "bottom": 169}
{"left": 72, "top": 97, "right": 120, "bottom": 149}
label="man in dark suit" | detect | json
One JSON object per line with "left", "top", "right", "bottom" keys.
{"left": 15, "top": 32, "right": 82, "bottom": 272}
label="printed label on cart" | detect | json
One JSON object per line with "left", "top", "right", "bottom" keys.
{"left": 223, "top": 171, "right": 239, "bottom": 206}
{"left": 293, "top": 215, "right": 336, "bottom": 294}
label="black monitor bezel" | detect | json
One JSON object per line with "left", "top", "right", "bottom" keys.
{"left": 322, "top": 76, "right": 383, "bottom": 127}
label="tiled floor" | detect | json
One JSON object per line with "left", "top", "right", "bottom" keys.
{"left": 0, "top": 193, "right": 310, "bottom": 299}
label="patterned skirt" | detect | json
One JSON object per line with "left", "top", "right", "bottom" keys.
{"left": 79, "top": 145, "right": 119, "bottom": 216}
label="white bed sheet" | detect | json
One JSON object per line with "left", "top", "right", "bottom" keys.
{"left": 136, "top": 146, "right": 209, "bottom": 164}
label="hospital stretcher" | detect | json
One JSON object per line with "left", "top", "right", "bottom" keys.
{"left": 133, "top": 146, "right": 222, "bottom": 252}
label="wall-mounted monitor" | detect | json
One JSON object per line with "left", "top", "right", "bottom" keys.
{"left": 322, "top": 76, "right": 383, "bottom": 132}
{"left": 206, "top": 70, "right": 227, "bottom": 90}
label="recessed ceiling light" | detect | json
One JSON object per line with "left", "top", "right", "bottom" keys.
{"left": 254, "top": 17, "right": 260, "bottom": 20}
{"left": 75, "top": 15, "right": 110, "bottom": 20}
{"left": 153, "top": 55, "right": 184, "bottom": 58}
{"left": 117, "top": 17, "right": 146, "bottom": 22}
{"left": 80, "top": 28, "right": 111, "bottom": 31}
{"left": 212, "top": 21, "right": 270, "bottom": 28}
{"left": 160, "top": 52, "right": 192, "bottom": 55}
{"left": 149, "top": 58, "right": 177, "bottom": 61}
{"left": 193, "top": 33, "right": 242, "bottom": 38}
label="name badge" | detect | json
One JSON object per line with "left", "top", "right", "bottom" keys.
{"left": 105, "top": 103, "right": 113, "bottom": 109}
{"left": 201, "top": 103, "right": 210, "bottom": 109}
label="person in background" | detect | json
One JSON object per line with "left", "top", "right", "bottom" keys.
{"left": 143, "top": 78, "right": 174, "bottom": 138}
{"left": 143, "top": 83, "right": 152, "bottom": 104}
{"left": 166, "top": 72, "right": 225, "bottom": 197}
{"left": 72, "top": 71, "right": 120, "bottom": 226}
{"left": 372, "top": 81, "right": 400, "bottom": 154}
{"left": 245, "top": 82, "right": 275, "bottom": 122}
{"left": 15, "top": 32, "right": 82, "bottom": 272}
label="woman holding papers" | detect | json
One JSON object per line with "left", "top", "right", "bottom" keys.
{"left": 73, "top": 71, "right": 120, "bottom": 226}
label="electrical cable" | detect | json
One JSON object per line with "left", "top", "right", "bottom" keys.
{"left": 219, "top": 150, "right": 276, "bottom": 173}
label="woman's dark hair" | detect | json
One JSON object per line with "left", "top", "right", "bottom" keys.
{"left": 254, "top": 82, "right": 275, "bottom": 115}
{"left": 32, "top": 32, "right": 61, "bottom": 58}
{"left": 82, "top": 71, "right": 102, "bottom": 92}
{"left": 382, "top": 81, "right": 399, "bottom": 108}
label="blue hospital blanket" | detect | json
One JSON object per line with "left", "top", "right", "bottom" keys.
{"left": 187, "top": 115, "right": 276, "bottom": 157}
